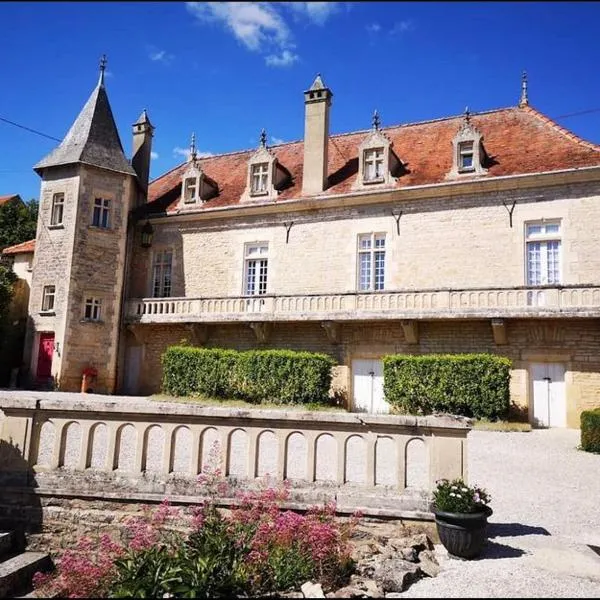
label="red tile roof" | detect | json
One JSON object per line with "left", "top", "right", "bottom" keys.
{"left": 2, "top": 239, "right": 35, "bottom": 255}
{"left": 0, "top": 194, "right": 22, "bottom": 206}
{"left": 147, "top": 105, "right": 600, "bottom": 214}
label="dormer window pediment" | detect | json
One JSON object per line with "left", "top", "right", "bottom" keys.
{"left": 354, "top": 111, "right": 403, "bottom": 190}
{"left": 448, "top": 109, "right": 488, "bottom": 178}
{"left": 178, "top": 134, "right": 219, "bottom": 209}
{"left": 242, "top": 130, "right": 291, "bottom": 202}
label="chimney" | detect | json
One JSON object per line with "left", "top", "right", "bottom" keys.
{"left": 132, "top": 109, "right": 154, "bottom": 191}
{"left": 302, "top": 74, "right": 333, "bottom": 195}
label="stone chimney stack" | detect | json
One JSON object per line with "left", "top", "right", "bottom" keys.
{"left": 302, "top": 74, "right": 333, "bottom": 195}
{"left": 132, "top": 109, "right": 154, "bottom": 191}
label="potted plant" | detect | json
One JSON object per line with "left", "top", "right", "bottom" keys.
{"left": 432, "top": 478, "right": 492, "bottom": 559}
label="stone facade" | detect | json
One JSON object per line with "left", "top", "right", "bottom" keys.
{"left": 22, "top": 65, "right": 600, "bottom": 429}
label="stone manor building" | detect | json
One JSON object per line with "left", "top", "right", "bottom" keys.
{"left": 24, "top": 61, "right": 600, "bottom": 428}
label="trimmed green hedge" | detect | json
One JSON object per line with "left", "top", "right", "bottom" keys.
{"left": 162, "top": 346, "right": 336, "bottom": 405}
{"left": 383, "top": 353, "right": 511, "bottom": 420}
{"left": 581, "top": 408, "right": 600, "bottom": 453}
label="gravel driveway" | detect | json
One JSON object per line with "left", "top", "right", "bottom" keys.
{"left": 403, "top": 428, "right": 600, "bottom": 598}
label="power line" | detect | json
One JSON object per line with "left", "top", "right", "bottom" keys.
{"left": 0, "top": 116, "right": 61, "bottom": 142}
{"left": 553, "top": 108, "right": 600, "bottom": 120}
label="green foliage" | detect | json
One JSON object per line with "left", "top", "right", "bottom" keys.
{"left": 580, "top": 408, "right": 600, "bottom": 453}
{"left": 433, "top": 478, "right": 491, "bottom": 514}
{"left": 383, "top": 353, "right": 511, "bottom": 420}
{"left": 0, "top": 198, "right": 38, "bottom": 250}
{"left": 162, "top": 346, "right": 336, "bottom": 405}
{"left": 0, "top": 264, "right": 16, "bottom": 325}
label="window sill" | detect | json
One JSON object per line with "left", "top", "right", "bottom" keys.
{"left": 250, "top": 190, "right": 269, "bottom": 197}
{"left": 39, "top": 310, "right": 55, "bottom": 316}
{"left": 80, "top": 319, "right": 104, "bottom": 324}
{"left": 457, "top": 167, "right": 476, "bottom": 174}
{"left": 362, "top": 177, "right": 385, "bottom": 185}
{"left": 88, "top": 225, "right": 113, "bottom": 232}
{"left": 48, "top": 224, "right": 65, "bottom": 230}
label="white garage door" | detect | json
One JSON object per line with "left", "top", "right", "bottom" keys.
{"left": 531, "top": 363, "right": 566, "bottom": 428}
{"left": 352, "top": 359, "right": 389, "bottom": 414}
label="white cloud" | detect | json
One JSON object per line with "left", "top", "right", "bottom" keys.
{"left": 148, "top": 48, "right": 175, "bottom": 64}
{"left": 390, "top": 20, "right": 414, "bottom": 35}
{"left": 366, "top": 22, "right": 381, "bottom": 34}
{"left": 104, "top": 70, "right": 114, "bottom": 79}
{"left": 265, "top": 49, "right": 298, "bottom": 67}
{"left": 186, "top": 2, "right": 291, "bottom": 51}
{"left": 287, "top": 2, "right": 339, "bottom": 25}
{"left": 150, "top": 151, "right": 159, "bottom": 160}
{"left": 173, "top": 147, "right": 213, "bottom": 160}
{"left": 186, "top": 2, "right": 343, "bottom": 66}
{"left": 271, "top": 136, "right": 285, "bottom": 145}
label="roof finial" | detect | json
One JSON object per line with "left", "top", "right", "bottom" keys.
{"left": 464, "top": 106, "right": 471, "bottom": 122}
{"left": 189, "top": 132, "right": 197, "bottom": 162}
{"left": 260, "top": 128, "right": 267, "bottom": 148}
{"left": 99, "top": 54, "right": 107, "bottom": 86}
{"left": 520, "top": 70, "right": 529, "bottom": 106}
{"left": 372, "top": 109, "right": 381, "bottom": 131}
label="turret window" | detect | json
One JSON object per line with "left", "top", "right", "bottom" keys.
{"left": 50, "top": 193, "right": 64, "bottom": 226}
{"left": 41, "top": 285, "right": 56, "bottom": 312}
{"left": 364, "top": 148, "right": 385, "bottom": 182}
{"left": 251, "top": 163, "right": 269, "bottom": 195}
{"left": 92, "top": 198, "right": 111, "bottom": 228}
{"left": 84, "top": 297, "right": 102, "bottom": 322}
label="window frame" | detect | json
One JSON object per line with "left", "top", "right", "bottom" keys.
{"left": 244, "top": 242, "right": 269, "bottom": 296}
{"left": 41, "top": 285, "right": 56, "bottom": 313}
{"left": 357, "top": 233, "right": 386, "bottom": 292}
{"left": 525, "top": 220, "right": 562, "bottom": 287}
{"left": 50, "top": 192, "right": 65, "bottom": 226}
{"left": 363, "top": 147, "right": 385, "bottom": 183}
{"left": 83, "top": 297, "right": 102, "bottom": 322}
{"left": 458, "top": 141, "right": 475, "bottom": 172}
{"left": 183, "top": 176, "right": 199, "bottom": 204}
{"left": 92, "top": 197, "right": 111, "bottom": 229}
{"left": 250, "top": 163, "right": 270, "bottom": 196}
{"left": 151, "top": 249, "right": 173, "bottom": 298}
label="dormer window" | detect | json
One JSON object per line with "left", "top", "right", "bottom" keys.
{"left": 251, "top": 163, "right": 270, "bottom": 195}
{"left": 184, "top": 177, "right": 198, "bottom": 203}
{"left": 242, "top": 129, "right": 291, "bottom": 202}
{"left": 448, "top": 108, "right": 488, "bottom": 179}
{"left": 177, "top": 133, "right": 219, "bottom": 209}
{"left": 459, "top": 141, "right": 474, "bottom": 172}
{"left": 354, "top": 111, "right": 403, "bottom": 190}
{"left": 364, "top": 148, "right": 385, "bottom": 182}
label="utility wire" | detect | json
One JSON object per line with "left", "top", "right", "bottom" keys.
{"left": 0, "top": 116, "right": 61, "bottom": 142}
{"left": 553, "top": 108, "right": 600, "bottom": 120}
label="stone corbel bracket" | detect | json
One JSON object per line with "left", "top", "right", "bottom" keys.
{"left": 249, "top": 322, "right": 271, "bottom": 344}
{"left": 127, "top": 324, "right": 152, "bottom": 345}
{"left": 401, "top": 320, "right": 419, "bottom": 344}
{"left": 321, "top": 320, "right": 341, "bottom": 344}
{"left": 491, "top": 319, "right": 508, "bottom": 345}
{"left": 186, "top": 323, "right": 209, "bottom": 346}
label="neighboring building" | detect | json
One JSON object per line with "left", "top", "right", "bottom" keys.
{"left": 2, "top": 239, "right": 35, "bottom": 288}
{"left": 0, "top": 194, "right": 23, "bottom": 209}
{"left": 25, "top": 62, "right": 600, "bottom": 427}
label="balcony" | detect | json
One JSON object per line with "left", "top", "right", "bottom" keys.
{"left": 124, "top": 285, "right": 600, "bottom": 324}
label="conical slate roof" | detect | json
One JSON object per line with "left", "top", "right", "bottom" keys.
{"left": 34, "top": 77, "right": 136, "bottom": 176}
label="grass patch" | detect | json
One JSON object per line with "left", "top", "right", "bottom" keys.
{"left": 473, "top": 419, "right": 532, "bottom": 432}
{"left": 150, "top": 393, "right": 347, "bottom": 412}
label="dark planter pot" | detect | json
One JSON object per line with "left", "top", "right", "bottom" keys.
{"left": 433, "top": 506, "right": 493, "bottom": 559}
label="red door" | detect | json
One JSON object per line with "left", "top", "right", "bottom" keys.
{"left": 36, "top": 333, "right": 54, "bottom": 379}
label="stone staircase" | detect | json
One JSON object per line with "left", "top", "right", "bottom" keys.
{"left": 0, "top": 531, "right": 52, "bottom": 598}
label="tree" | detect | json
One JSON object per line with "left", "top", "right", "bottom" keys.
{"left": 0, "top": 264, "right": 16, "bottom": 325}
{"left": 0, "top": 198, "right": 38, "bottom": 250}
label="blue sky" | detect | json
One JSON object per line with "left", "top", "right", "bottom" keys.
{"left": 2, "top": 1, "right": 600, "bottom": 202}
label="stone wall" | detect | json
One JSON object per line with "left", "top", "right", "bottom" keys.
{"left": 124, "top": 318, "right": 600, "bottom": 427}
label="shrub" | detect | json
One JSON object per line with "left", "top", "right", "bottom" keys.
{"left": 383, "top": 353, "right": 511, "bottom": 420}
{"left": 162, "top": 346, "right": 336, "bottom": 405}
{"left": 581, "top": 407, "right": 600, "bottom": 453}
{"left": 34, "top": 482, "right": 357, "bottom": 598}
{"left": 433, "top": 478, "right": 491, "bottom": 514}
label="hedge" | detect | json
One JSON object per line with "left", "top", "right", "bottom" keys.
{"left": 581, "top": 408, "right": 600, "bottom": 453}
{"left": 382, "top": 353, "right": 511, "bottom": 420}
{"left": 162, "top": 346, "right": 337, "bottom": 405}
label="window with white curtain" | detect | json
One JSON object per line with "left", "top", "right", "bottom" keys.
{"left": 244, "top": 243, "right": 269, "bottom": 295}
{"left": 526, "top": 221, "right": 561, "bottom": 286}
{"left": 357, "top": 233, "right": 386, "bottom": 291}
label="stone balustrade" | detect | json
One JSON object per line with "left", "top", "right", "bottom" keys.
{"left": 124, "top": 285, "right": 600, "bottom": 324}
{"left": 0, "top": 393, "right": 471, "bottom": 518}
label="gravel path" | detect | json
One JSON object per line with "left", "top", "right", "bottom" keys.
{"left": 403, "top": 429, "right": 600, "bottom": 598}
